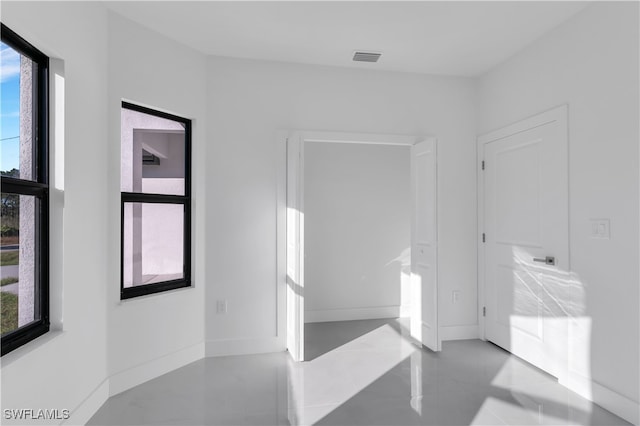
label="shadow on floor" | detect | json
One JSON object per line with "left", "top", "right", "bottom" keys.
{"left": 88, "top": 319, "right": 630, "bottom": 426}
{"left": 304, "top": 318, "right": 406, "bottom": 361}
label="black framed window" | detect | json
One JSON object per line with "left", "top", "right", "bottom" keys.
{"left": 120, "top": 102, "right": 191, "bottom": 299}
{"left": 1, "top": 24, "right": 49, "bottom": 356}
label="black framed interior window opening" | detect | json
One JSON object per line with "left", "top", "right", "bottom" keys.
{"left": 120, "top": 102, "right": 191, "bottom": 299}
{"left": 0, "top": 24, "right": 50, "bottom": 356}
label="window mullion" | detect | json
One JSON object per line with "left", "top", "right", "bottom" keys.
{"left": 0, "top": 178, "right": 48, "bottom": 195}
{"left": 121, "top": 192, "right": 188, "bottom": 204}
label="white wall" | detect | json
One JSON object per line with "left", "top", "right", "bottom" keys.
{"left": 205, "top": 56, "right": 478, "bottom": 354}
{"left": 0, "top": 2, "right": 110, "bottom": 424}
{"left": 477, "top": 2, "right": 639, "bottom": 421}
{"left": 106, "top": 11, "right": 207, "bottom": 393}
{"left": 304, "top": 142, "right": 411, "bottom": 323}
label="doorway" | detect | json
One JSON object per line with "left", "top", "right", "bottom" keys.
{"left": 304, "top": 142, "right": 410, "bottom": 360}
{"left": 278, "top": 131, "right": 440, "bottom": 361}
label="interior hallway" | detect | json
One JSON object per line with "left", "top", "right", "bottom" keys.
{"left": 88, "top": 319, "right": 628, "bottom": 425}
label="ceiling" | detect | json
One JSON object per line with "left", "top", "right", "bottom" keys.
{"left": 104, "top": 1, "right": 589, "bottom": 77}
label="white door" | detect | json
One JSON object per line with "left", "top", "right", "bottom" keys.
{"left": 411, "top": 138, "right": 440, "bottom": 352}
{"left": 481, "top": 106, "right": 568, "bottom": 378}
{"left": 286, "top": 135, "right": 305, "bottom": 361}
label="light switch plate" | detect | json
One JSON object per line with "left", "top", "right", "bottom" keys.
{"left": 590, "top": 219, "right": 610, "bottom": 239}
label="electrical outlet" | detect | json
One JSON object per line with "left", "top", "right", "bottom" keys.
{"left": 452, "top": 291, "right": 461, "bottom": 304}
{"left": 216, "top": 300, "right": 228, "bottom": 314}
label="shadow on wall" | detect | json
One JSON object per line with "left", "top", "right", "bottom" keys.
{"left": 498, "top": 247, "right": 593, "bottom": 397}
{"left": 386, "top": 247, "right": 412, "bottom": 318}
{"left": 481, "top": 244, "right": 634, "bottom": 423}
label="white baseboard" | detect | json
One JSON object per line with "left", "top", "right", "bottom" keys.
{"left": 562, "top": 371, "right": 639, "bottom": 425}
{"left": 591, "top": 379, "right": 640, "bottom": 425}
{"left": 62, "top": 379, "right": 109, "bottom": 426}
{"left": 304, "top": 306, "right": 400, "bottom": 323}
{"left": 205, "top": 336, "right": 284, "bottom": 357}
{"left": 440, "top": 325, "right": 479, "bottom": 341}
{"left": 109, "top": 342, "right": 205, "bottom": 397}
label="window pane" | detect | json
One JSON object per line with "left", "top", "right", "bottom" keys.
{"left": 122, "top": 202, "right": 184, "bottom": 288}
{"left": 1, "top": 193, "right": 39, "bottom": 335}
{"left": 0, "top": 43, "right": 37, "bottom": 181}
{"left": 121, "top": 108, "right": 186, "bottom": 196}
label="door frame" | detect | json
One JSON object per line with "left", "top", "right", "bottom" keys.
{"left": 276, "top": 130, "right": 439, "bottom": 361}
{"left": 476, "top": 104, "right": 569, "bottom": 340}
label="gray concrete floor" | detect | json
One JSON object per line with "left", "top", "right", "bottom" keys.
{"left": 89, "top": 318, "right": 629, "bottom": 425}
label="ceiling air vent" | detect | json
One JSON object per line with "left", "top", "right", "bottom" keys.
{"left": 352, "top": 51, "right": 382, "bottom": 63}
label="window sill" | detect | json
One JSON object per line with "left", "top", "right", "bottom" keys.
{"left": 1, "top": 329, "right": 65, "bottom": 367}
{"left": 118, "top": 281, "right": 194, "bottom": 304}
